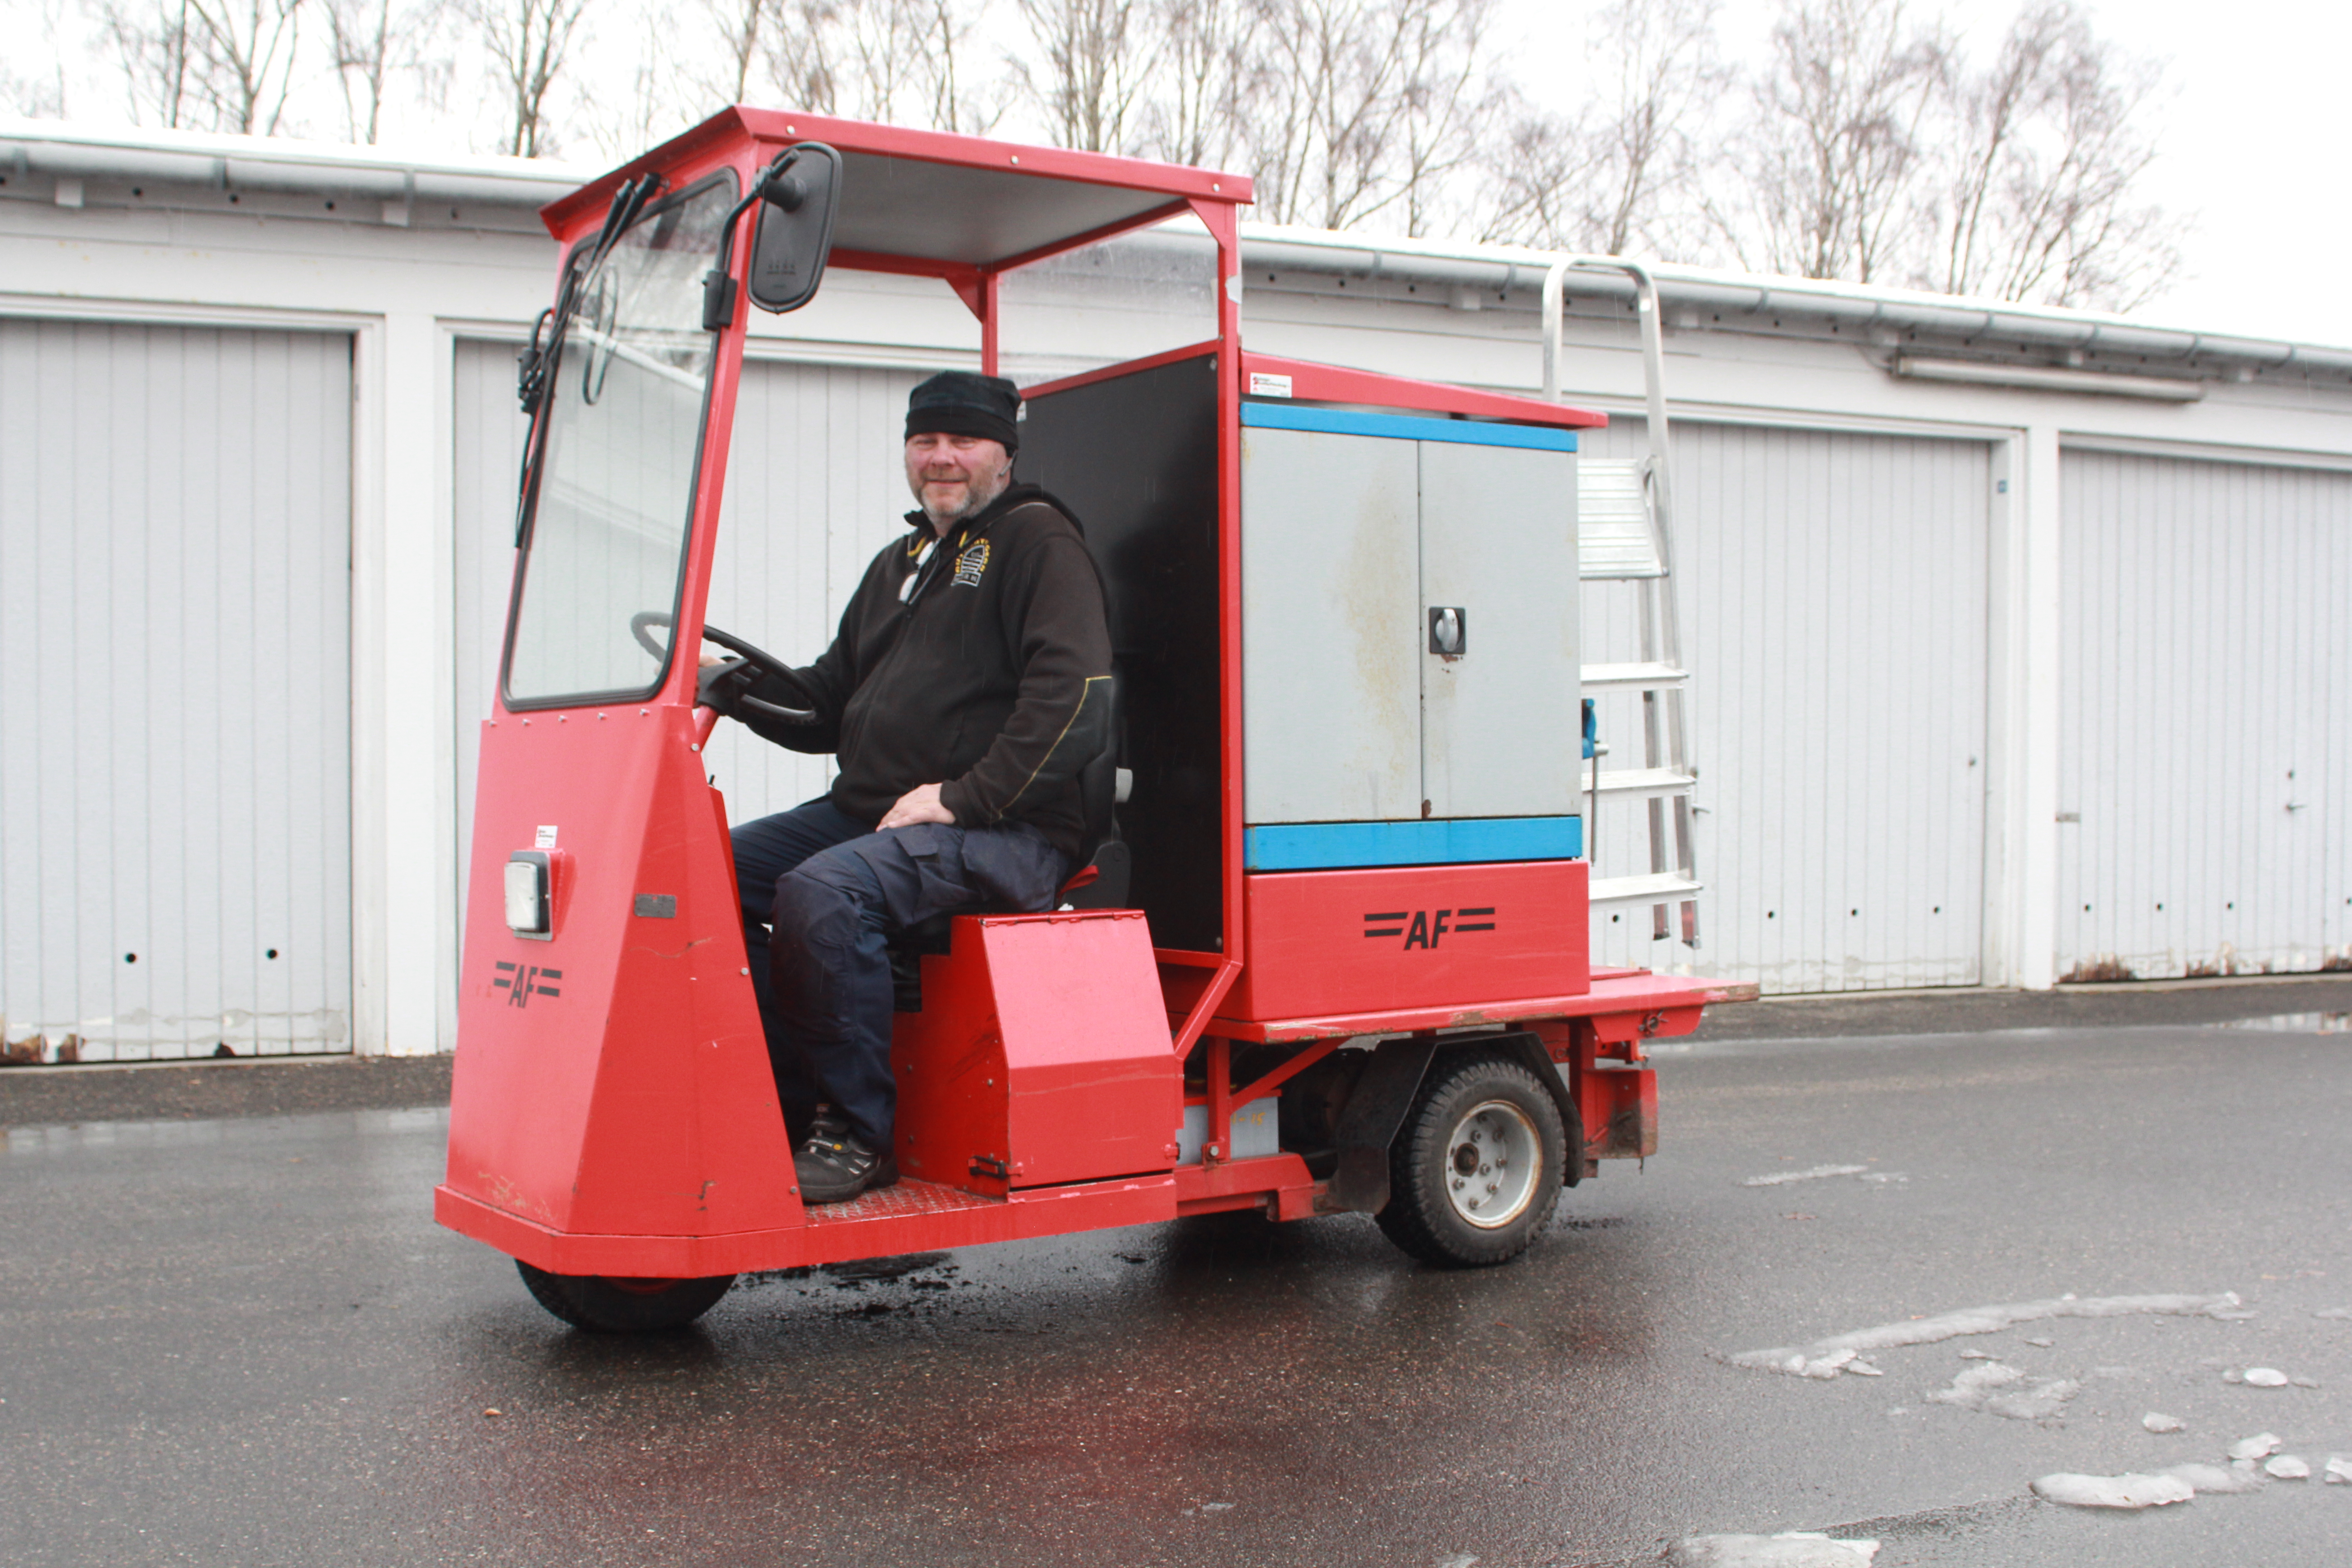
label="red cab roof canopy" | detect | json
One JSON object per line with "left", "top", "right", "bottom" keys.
{"left": 542, "top": 106, "right": 1253, "bottom": 280}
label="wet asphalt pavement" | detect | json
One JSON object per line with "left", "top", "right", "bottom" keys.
{"left": 3, "top": 988, "right": 2351, "bottom": 1566}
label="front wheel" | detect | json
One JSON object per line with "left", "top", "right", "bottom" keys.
{"left": 516, "top": 1261, "right": 736, "bottom": 1333}
{"left": 1376, "top": 1051, "right": 1565, "bottom": 1268}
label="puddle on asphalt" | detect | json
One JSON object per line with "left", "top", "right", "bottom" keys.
{"left": 2208, "top": 1011, "right": 2351, "bottom": 1034}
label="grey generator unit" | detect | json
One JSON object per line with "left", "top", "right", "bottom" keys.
{"left": 1238, "top": 401, "right": 1582, "bottom": 873}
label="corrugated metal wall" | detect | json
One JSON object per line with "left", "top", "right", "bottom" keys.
{"left": 2057, "top": 449, "right": 2352, "bottom": 980}
{"left": 453, "top": 344, "right": 918, "bottom": 884}
{"left": 1579, "top": 419, "right": 1994, "bottom": 991}
{"left": 0, "top": 320, "right": 353, "bottom": 1060}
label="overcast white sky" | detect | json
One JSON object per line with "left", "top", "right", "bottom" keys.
{"left": 10, "top": 0, "right": 2341, "bottom": 348}
{"left": 1502, "top": 0, "right": 2352, "bottom": 348}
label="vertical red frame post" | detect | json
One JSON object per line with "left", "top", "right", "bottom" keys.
{"left": 979, "top": 270, "right": 1002, "bottom": 377}
{"left": 1181, "top": 196, "right": 1247, "bottom": 1156}
{"left": 661, "top": 141, "right": 767, "bottom": 705}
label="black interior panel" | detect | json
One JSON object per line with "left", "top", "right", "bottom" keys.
{"left": 1018, "top": 353, "right": 1223, "bottom": 953}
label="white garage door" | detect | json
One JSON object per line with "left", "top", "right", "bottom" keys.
{"left": 453, "top": 343, "right": 920, "bottom": 892}
{"left": 1580, "top": 419, "right": 1994, "bottom": 992}
{"left": 0, "top": 320, "right": 353, "bottom": 1061}
{"left": 2057, "top": 449, "right": 2352, "bottom": 980}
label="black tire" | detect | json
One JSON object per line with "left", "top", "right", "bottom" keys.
{"left": 1376, "top": 1050, "right": 1566, "bottom": 1268}
{"left": 516, "top": 1261, "right": 735, "bottom": 1333}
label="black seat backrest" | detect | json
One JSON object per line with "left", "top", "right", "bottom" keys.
{"left": 1058, "top": 672, "right": 1129, "bottom": 910}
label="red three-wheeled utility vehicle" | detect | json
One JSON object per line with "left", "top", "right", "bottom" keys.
{"left": 436, "top": 107, "right": 1747, "bottom": 1331}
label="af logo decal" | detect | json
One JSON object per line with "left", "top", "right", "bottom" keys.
{"left": 1362, "top": 906, "right": 1497, "bottom": 949}
{"left": 952, "top": 539, "right": 990, "bottom": 587}
{"left": 494, "top": 960, "right": 563, "bottom": 1007}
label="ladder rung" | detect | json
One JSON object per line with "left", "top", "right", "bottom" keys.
{"left": 1577, "top": 459, "right": 1665, "bottom": 579}
{"left": 1588, "top": 767, "right": 1695, "bottom": 799}
{"left": 1581, "top": 662, "right": 1688, "bottom": 691}
{"left": 1588, "top": 872, "right": 1704, "bottom": 907}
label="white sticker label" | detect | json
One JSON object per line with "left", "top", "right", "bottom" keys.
{"left": 1249, "top": 372, "right": 1293, "bottom": 398}
{"left": 534, "top": 825, "right": 558, "bottom": 848}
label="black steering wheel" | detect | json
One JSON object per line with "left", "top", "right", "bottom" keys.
{"left": 631, "top": 611, "right": 820, "bottom": 724}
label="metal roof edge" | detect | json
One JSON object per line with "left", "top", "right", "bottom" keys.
{"left": 1235, "top": 221, "right": 2352, "bottom": 373}
{"left": 0, "top": 116, "right": 597, "bottom": 206}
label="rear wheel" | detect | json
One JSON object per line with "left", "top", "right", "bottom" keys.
{"left": 1376, "top": 1051, "right": 1565, "bottom": 1268}
{"left": 516, "top": 1261, "right": 736, "bottom": 1332}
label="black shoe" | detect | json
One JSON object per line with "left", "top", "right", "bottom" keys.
{"left": 794, "top": 1112, "right": 898, "bottom": 1205}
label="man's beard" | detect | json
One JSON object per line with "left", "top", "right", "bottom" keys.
{"left": 919, "top": 466, "right": 1010, "bottom": 530}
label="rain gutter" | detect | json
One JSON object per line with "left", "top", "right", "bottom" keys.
{"left": 1240, "top": 223, "right": 2352, "bottom": 382}
{"left": 0, "top": 119, "right": 590, "bottom": 216}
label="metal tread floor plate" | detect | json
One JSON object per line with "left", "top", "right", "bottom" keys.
{"left": 802, "top": 1176, "right": 1000, "bottom": 1225}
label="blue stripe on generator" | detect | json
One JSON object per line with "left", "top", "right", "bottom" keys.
{"left": 1240, "top": 401, "right": 1578, "bottom": 452}
{"left": 1245, "top": 816, "right": 1583, "bottom": 871}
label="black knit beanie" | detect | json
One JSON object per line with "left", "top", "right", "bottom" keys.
{"left": 905, "top": 370, "right": 1021, "bottom": 452}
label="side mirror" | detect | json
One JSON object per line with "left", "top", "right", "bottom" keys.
{"left": 746, "top": 142, "right": 841, "bottom": 314}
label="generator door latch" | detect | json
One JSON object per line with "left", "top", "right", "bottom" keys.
{"left": 1428, "top": 606, "right": 1466, "bottom": 658}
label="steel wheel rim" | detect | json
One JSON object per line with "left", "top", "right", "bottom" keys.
{"left": 1444, "top": 1098, "right": 1540, "bottom": 1229}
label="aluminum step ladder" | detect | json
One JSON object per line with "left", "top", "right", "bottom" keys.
{"left": 1543, "top": 257, "right": 1701, "bottom": 946}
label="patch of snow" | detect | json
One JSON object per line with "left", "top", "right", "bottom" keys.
{"left": 2242, "top": 1367, "right": 2289, "bottom": 1387}
{"left": 2032, "top": 1472, "right": 2195, "bottom": 1509}
{"left": 2164, "top": 1462, "right": 2262, "bottom": 1495}
{"left": 1928, "top": 1362, "right": 2082, "bottom": 1421}
{"left": 1667, "top": 1532, "right": 1879, "bottom": 1566}
{"left": 1725, "top": 1293, "right": 2242, "bottom": 1379}
{"left": 2324, "top": 1455, "right": 2352, "bottom": 1485}
{"left": 1741, "top": 1165, "right": 1870, "bottom": 1188}
{"left": 2024, "top": 1337, "right": 2054, "bottom": 1348}
{"left": 2143, "top": 1412, "right": 2186, "bottom": 1433}
{"left": 2293, "top": 1376, "right": 2321, "bottom": 1389}
{"left": 2265, "top": 1455, "right": 2310, "bottom": 1480}
{"left": 1846, "top": 1360, "right": 1883, "bottom": 1377}
{"left": 2313, "top": 1307, "right": 2352, "bottom": 1321}
{"left": 2228, "top": 1432, "right": 2283, "bottom": 1460}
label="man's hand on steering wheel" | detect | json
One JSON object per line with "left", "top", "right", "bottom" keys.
{"left": 632, "top": 612, "right": 822, "bottom": 724}
{"left": 695, "top": 654, "right": 759, "bottom": 719}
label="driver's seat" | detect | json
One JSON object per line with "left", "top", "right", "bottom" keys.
{"left": 887, "top": 675, "right": 1128, "bottom": 1008}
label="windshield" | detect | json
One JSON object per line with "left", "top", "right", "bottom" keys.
{"left": 502, "top": 172, "right": 736, "bottom": 707}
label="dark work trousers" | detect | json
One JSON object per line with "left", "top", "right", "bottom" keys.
{"left": 731, "top": 797, "right": 1067, "bottom": 1151}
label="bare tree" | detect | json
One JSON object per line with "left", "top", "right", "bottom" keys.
{"left": 326, "top": 0, "right": 445, "bottom": 141}
{"left": 1482, "top": 0, "right": 1726, "bottom": 253}
{"left": 1386, "top": 0, "right": 1499, "bottom": 235}
{"left": 702, "top": 0, "right": 769, "bottom": 102}
{"left": 97, "top": 0, "right": 303, "bottom": 132}
{"left": 1014, "top": 0, "right": 1157, "bottom": 153}
{"left": 98, "top": 0, "right": 198, "bottom": 127}
{"left": 1717, "top": 0, "right": 1949, "bottom": 283}
{"left": 470, "top": 0, "right": 591, "bottom": 155}
{"left": 186, "top": 0, "right": 305, "bottom": 133}
{"left": 1931, "top": 0, "right": 2175, "bottom": 309}
{"left": 3, "top": 0, "right": 73, "bottom": 118}
{"left": 735, "top": 0, "right": 987, "bottom": 132}
{"left": 1240, "top": 0, "right": 1498, "bottom": 234}
{"left": 1132, "top": 0, "right": 1258, "bottom": 168}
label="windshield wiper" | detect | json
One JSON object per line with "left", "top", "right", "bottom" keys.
{"left": 511, "top": 170, "right": 665, "bottom": 544}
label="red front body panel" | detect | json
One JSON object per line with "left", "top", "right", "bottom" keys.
{"left": 443, "top": 709, "right": 799, "bottom": 1244}
{"left": 1225, "top": 860, "right": 1590, "bottom": 1022}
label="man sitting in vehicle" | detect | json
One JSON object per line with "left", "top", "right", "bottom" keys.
{"left": 699, "top": 371, "right": 1113, "bottom": 1204}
